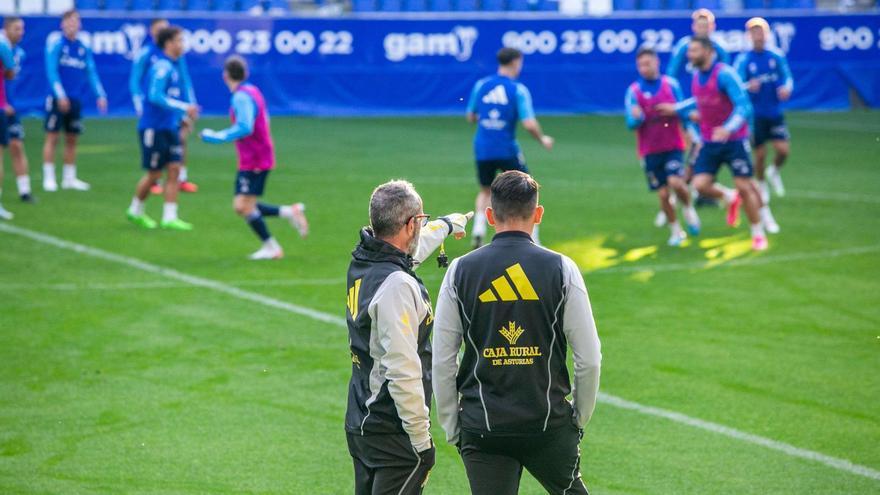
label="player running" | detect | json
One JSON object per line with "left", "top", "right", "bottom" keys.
{"left": 2, "top": 17, "right": 33, "bottom": 206}
{"left": 735, "top": 17, "right": 793, "bottom": 203}
{"left": 42, "top": 9, "right": 107, "bottom": 192}
{"left": 660, "top": 36, "right": 778, "bottom": 251}
{"left": 667, "top": 9, "right": 731, "bottom": 91}
{"left": 466, "top": 46, "right": 553, "bottom": 249}
{"left": 0, "top": 18, "right": 20, "bottom": 219}
{"left": 126, "top": 26, "right": 198, "bottom": 231}
{"left": 625, "top": 46, "right": 701, "bottom": 246}
{"left": 130, "top": 18, "right": 199, "bottom": 196}
{"left": 200, "top": 55, "right": 308, "bottom": 260}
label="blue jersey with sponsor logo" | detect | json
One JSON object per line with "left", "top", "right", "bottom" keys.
{"left": 45, "top": 35, "right": 105, "bottom": 101}
{"left": 734, "top": 47, "right": 793, "bottom": 119}
{"left": 466, "top": 74, "right": 535, "bottom": 161}
{"left": 140, "top": 55, "right": 189, "bottom": 131}
{"left": 130, "top": 40, "right": 196, "bottom": 113}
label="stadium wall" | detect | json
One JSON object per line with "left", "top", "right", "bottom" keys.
{"left": 11, "top": 12, "right": 880, "bottom": 117}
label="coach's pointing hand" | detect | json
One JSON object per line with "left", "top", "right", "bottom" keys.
{"left": 440, "top": 211, "right": 474, "bottom": 240}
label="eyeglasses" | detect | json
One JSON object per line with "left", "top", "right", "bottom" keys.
{"left": 407, "top": 214, "right": 431, "bottom": 227}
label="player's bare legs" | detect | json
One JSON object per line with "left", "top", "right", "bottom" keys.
{"left": 9, "top": 139, "right": 32, "bottom": 202}
{"left": 42, "top": 131, "right": 59, "bottom": 191}
{"left": 766, "top": 139, "right": 789, "bottom": 197}
{"left": 472, "top": 186, "right": 490, "bottom": 249}
{"left": 59, "top": 133, "right": 88, "bottom": 191}
{"left": 0, "top": 147, "right": 11, "bottom": 219}
{"left": 669, "top": 175, "right": 700, "bottom": 235}
{"left": 754, "top": 144, "right": 769, "bottom": 203}
{"left": 159, "top": 162, "right": 191, "bottom": 230}
{"left": 127, "top": 169, "right": 163, "bottom": 229}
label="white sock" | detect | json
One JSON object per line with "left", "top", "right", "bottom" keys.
{"left": 266, "top": 237, "right": 281, "bottom": 250}
{"left": 670, "top": 222, "right": 683, "bottom": 236}
{"left": 162, "top": 202, "right": 178, "bottom": 222}
{"left": 43, "top": 163, "right": 55, "bottom": 180}
{"left": 767, "top": 165, "right": 778, "bottom": 178}
{"left": 718, "top": 185, "right": 737, "bottom": 204}
{"left": 473, "top": 210, "right": 487, "bottom": 237}
{"left": 63, "top": 164, "right": 76, "bottom": 181}
{"left": 684, "top": 206, "right": 699, "bottom": 225}
{"left": 129, "top": 197, "right": 144, "bottom": 215}
{"left": 279, "top": 205, "right": 293, "bottom": 219}
{"left": 16, "top": 175, "right": 31, "bottom": 196}
{"left": 750, "top": 223, "right": 765, "bottom": 238}
{"left": 179, "top": 166, "right": 188, "bottom": 183}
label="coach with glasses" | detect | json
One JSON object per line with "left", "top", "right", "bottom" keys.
{"left": 433, "top": 171, "right": 602, "bottom": 494}
{"left": 345, "top": 179, "right": 471, "bottom": 495}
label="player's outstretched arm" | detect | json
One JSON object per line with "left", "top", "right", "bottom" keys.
{"left": 432, "top": 258, "right": 465, "bottom": 445}
{"left": 668, "top": 78, "right": 701, "bottom": 142}
{"left": 200, "top": 92, "right": 256, "bottom": 144}
{"left": 412, "top": 212, "right": 473, "bottom": 268}
{"left": 129, "top": 47, "right": 149, "bottom": 115}
{"left": 516, "top": 83, "right": 553, "bottom": 150}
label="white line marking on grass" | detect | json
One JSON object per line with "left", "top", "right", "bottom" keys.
{"left": 591, "top": 244, "right": 880, "bottom": 275}
{"left": 3, "top": 222, "right": 879, "bottom": 482}
{"left": 0, "top": 278, "right": 347, "bottom": 292}
{"left": 0, "top": 223, "right": 345, "bottom": 327}
{"left": 599, "top": 393, "right": 880, "bottom": 481}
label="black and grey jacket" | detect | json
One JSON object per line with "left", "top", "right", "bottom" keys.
{"left": 432, "top": 231, "right": 602, "bottom": 443}
{"left": 344, "top": 222, "right": 451, "bottom": 452}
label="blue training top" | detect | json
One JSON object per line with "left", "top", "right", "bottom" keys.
{"left": 466, "top": 74, "right": 536, "bottom": 161}
{"left": 733, "top": 47, "right": 793, "bottom": 119}
{"left": 130, "top": 40, "right": 196, "bottom": 114}
{"left": 45, "top": 35, "right": 105, "bottom": 101}
{"left": 139, "top": 54, "right": 189, "bottom": 131}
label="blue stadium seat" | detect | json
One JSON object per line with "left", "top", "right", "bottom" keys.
{"left": 352, "top": 0, "right": 376, "bottom": 9}
{"left": 240, "top": 0, "right": 261, "bottom": 9}
{"left": 507, "top": 0, "right": 540, "bottom": 9}
{"left": 157, "top": 0, "right": 183, "bottom": 9}
{"left": 186, "top": 0, "right": 210, "bottom": 8}
{"left": 456, "top": 0, "right": 478, "bottom": 10}
{"left": 131, "top": 0, "right": 155, "bottom": 9}
{"left": 430, "top": 0, "right": 452, "bottom": 9}
{"left": 380, "top": 0, "right": 403, "bottom": 10}
{"left": 538, "top": 0, "right": 557, "bottom": 10}
{"left": 788, "top": 0, "right": 814, "bottom": 7}
{"left": 641, "top": 0, "right": 662, "bottom": 9}
{"left": 267, "top": 0, "right": 288, "bottom": 11}
{"left": 212, "top": 0, "right": 238, "bottom": 9}
{"left": 403, "top": 0, "right": 428, "bottom": 10}
{"left": 666, "top": 0, "right": 689, "bottom": 9}
{"left": 613, "top": 0, "right": 637, "bottom": 10}
{"left": 743, "top": 0, "right": 764, "bottom": 8}
{"left": 692, "top": 0, "right": 719, "bottom": 8}
{"left": 102, "top": 0, "right": 129, "bottom": 8}
{"left": 75, "top": 0, "right": 100, "bottom": 8}
{"left": 481, "top": 0, "right": 505, "bottom": 10}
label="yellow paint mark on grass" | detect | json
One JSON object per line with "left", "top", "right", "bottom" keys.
{"left": 553, "top": 235, "right": 620, "bottom": 272}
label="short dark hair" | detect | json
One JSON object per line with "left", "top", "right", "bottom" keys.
{"left": 150, "top": 18, "right": 168, "bottom": 28}
{"left": 156, "top": 26, "right": 182, "bottom": 50}
{"left": 636, "top": 45, "right": 657, "bottom": 59}
{"left": 4, "top": 16, "right": 22, "bottom": 28}
{"left": 490, "top": 171, "right": 539, "bottom": 223}
{"left": 497, "top": 47, "right": 522, "bottom": 66}
{"left": 224, "top": 55, "right": 248, "bottom": 82}
{"left": 61, "top": 9, "right": 78, "bottom": 21}
{"left": 690, "top": 36, "right": 714, "bottom": 51}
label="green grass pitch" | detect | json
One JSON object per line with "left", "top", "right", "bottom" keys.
{"left": 0, "top": 111, "right": 878, "bottom": 494}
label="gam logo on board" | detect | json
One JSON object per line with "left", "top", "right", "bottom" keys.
{"left": 384, "top": 26, "right": 478, "bottom": 62}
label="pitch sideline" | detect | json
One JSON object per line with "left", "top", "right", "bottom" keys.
{"left": 1, "top": 221, "right": 878, "bottom": 483}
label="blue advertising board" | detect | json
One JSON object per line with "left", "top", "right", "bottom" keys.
{"left": 9, "top": 13, "right": 880, "bottom": 116}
